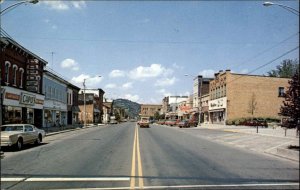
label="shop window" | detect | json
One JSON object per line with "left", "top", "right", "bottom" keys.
{"left": 5, "top": 61, "right": 11, "bottom": 84}
{"left": 278, "top": 87, "right": 285, "bottom": 97}
{"left": 5, "top": 106, "right": 22, "bottom": 124}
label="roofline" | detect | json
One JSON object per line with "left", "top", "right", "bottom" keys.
{"left": 229, "top": 72, "right": 292, "bottom": 79}
{"left": 1, "top": 37, "right": 48, "bottom": 65}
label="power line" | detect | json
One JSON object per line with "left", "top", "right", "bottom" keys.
{"left": 227, "top": 46, "right": 299, "bottom": 85}
{"left": 231, "top": 32, "right": 299, "bottom": 69}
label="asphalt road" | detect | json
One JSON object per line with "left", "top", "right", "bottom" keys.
{"left": 1, "top": 122, "right": 299, "bottom": 190}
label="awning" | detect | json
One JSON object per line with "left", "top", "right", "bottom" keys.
{"left": 72, "top": 106, "right": 80, "bottom": 112}
{"left": 208, "top": 108, "right": 225, "bottom": 112}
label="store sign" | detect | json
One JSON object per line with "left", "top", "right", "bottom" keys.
{"left": 5, "top": 92, "right": 20, "bottom": 101}
{"left": 20, "top": 93, "right": 36, "bottom": 105}
{"left": 209, "top": 97, "right": 227, "bottom": 110}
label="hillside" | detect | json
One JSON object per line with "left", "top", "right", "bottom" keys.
{"left": 113, "top": 99, "right": 141, "bottom": 119}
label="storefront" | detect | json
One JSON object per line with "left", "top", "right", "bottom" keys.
{"left": 43, "top": 99, "right": 67, "bottom": 128}
{"left": 2, "top": 86, "right": 44, "bottom": 127}
{"left": 208, "top": 97, "right": 227, "bottom": 124}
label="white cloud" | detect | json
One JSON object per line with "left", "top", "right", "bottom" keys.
{"left": 155, "top": 77, "right": 176, "bottom": 87}
{"left": 42, "top": 0, "right": 86, "bottom": 10}
{"left": 129, "top": 64, "right": 173, "bottom": 80}
{"left": 42, "top": 1, "right": 69, "bottom": 10}
{"left": 156, "top": 89, "right": 172, "bottom": 97}
{"left": 71, "top": 74, "right": 102, "bottom": 88}
{"left": 61, "top": 59, "right": 79, "bottom": 71}
{"left": 109, "top": 70, "right": 125, "bottom": 78}
{"left": 122, "top": 82, "right": 133, "bottom": 89}
{"left": 199, "top": 69, "right": 215, "bottom": 78}
{"left": 123, "top": 94, "right": 140, "bottom": 102}
{"left": 172, "top": 63, "right": 184, "bottom": 69}
{"left": 105, "top": 83, "right": 117, "bottom": 89}
{"left": 240, "top": 69, "right": 249, "bottom": 74}
{"left": 72, "top": 1, "right": 86, "bottom": 9}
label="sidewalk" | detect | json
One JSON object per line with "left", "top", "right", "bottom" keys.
{"left": 44, "top": 124, "right": 105, "bottom": 136}
{"left": 199, "top": 123, "right": 299, "bottom": 139}
{"left": 180, "top": 124, "right": 299, "bottom": 162}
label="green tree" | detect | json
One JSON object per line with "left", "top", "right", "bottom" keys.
{"left": 280, "top": 72, "right": 300, "bottom": 131}
{"left": 154, "top": 111, "right": 160, "bottom": 120}
{"left": 267, "top": 59, "right": 299, "bottom": 78}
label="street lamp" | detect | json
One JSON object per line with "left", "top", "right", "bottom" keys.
{"left": 83, "top": 76, "right": 101, "bottom": 127}
{"left": 263, "top": 1, "right": 299, "bottom": 15}
{"left": 0, "top": 0, "right": 39, "bottom": 16}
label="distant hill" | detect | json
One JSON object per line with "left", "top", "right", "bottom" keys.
{"left": 113, "top": 99, "right": 141, "bottom": 118}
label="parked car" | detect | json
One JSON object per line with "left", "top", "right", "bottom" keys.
{"left": 110, "top": 120, "right": 118, "bottom": 124}
{"left": 178, "top": 120, "right": 189, "bottom": 128}
{"left": 188, "top": 118, "right": 198, "bottom": 127}
{"left": 157, "top": 120, "right": 165, "bottom": 125}
{"left": 166, "top": 120, "right": 177, "bottom": 126}
{"left": 1, "top": 124, "right": 46, "bottom": 151}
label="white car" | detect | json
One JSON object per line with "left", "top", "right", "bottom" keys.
{"left": 1, "top": 124, "right": 46, "bottom": 151}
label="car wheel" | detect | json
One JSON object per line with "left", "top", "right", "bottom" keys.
{"left": 16, "top": 138, "right": 23, "bottom": 151}
{"left": 35, "top": 135, "right": 42, "bottom": 145}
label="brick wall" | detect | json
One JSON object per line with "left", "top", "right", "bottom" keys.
{"left": 226, "top": 73, "right": 289, "bottom": 120}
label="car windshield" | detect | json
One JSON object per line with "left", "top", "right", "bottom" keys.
{"left": 1, "top": 1, "right": 299, "bottom": 190}
{"left": 1, "top": 126, "right": 24, "bottom": 132}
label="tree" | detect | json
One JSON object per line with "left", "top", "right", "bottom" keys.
{"left": 267, "top": 59, "right": 299, "bottom": 78}
{"left": 279, "top": 72, "right": 300, "bottom": 131}
{"left": 154, "top": 111, "right": 160, "bottom": 120}
{"left": 248, "top": 93, "right": 257, "bottom": 120}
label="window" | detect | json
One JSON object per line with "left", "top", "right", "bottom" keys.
{"left": 278, "top": 87, "right": 285, "bottom": 97}
{"left": 12, "top": 65, "right": 18, "bottom": 86}
{"left": 5, "top": 61, "right": 11, "bottom": 84}
{"left": 19, "top": 68, "right": 24, "bottom": 88}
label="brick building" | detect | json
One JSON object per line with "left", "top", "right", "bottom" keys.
{"left": 78, "top": 89, "right": 105, "bottom": 124}
{"left": 1, "top": 37, "right": 46, "bottom": 127}
{"left": 140, "top": 104, "right": 162, "bottom": 117}
{"left": 209, "top": 70, "right": 289, "bottom": 124}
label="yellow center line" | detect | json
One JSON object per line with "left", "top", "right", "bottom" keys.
{"left": 136, "top": 126, "right": 144, "bottom": 188}
{"left": 130, "top": 126, "right": 137, "bottom": 189}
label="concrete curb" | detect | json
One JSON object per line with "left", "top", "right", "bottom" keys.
{"left": 45, "top": 125, "right": 98, "bottom": 136}
{"left": 276, "top": 147, "right": 299, "bottom": 162}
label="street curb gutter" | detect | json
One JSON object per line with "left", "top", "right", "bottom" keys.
{"left": 45, "top": 125, "right": 97, "bottom": 137}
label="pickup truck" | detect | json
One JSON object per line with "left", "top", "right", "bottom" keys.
{"left": 138, "top": 117, "right": 150, "bottom": 128}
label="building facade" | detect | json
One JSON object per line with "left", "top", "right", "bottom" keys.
{"left": 67, "top": 84, "right": 80, "bottom": 125}
{"left": 209, "top": 70, "right": 290, "bottom": 124}
{"left": 140, "top": 104, "right": 162, "bottom": 117}
{"left": 42, "top": 70, "right": 68, "bottom": 128}
{"left": 193, "top": 75, "right": 212, "bottom": 123}
{"left": 78, "top": 89, "right": 105, "bottom": 124}
{"left": 1, "top": 37, "right": 46, "bottom": 127}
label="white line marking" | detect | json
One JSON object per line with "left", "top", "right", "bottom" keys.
{"left": 1, "top": 177, "right": 130, "bottom": 182}
{"left": 25, "top": 177, "right": 130, "bottom": 182}
{"left": 142, "top": 183, "right": 299, "bottom": 189}
{"left": 1, "top": 178, "right": 25, "bottom": 182}
{"left": 46, "top": 183, "right": 299, "bottom": 190}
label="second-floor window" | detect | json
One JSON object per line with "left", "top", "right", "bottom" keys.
{"left": 5, "top": 61, "right": 11, "bottom": 84}
{"left": 19, "top": 68, "right": 24, "bottom": 88}
{"left": 278, "top": 87, "right": 285, "bottom": 97}
{"left": 12, "top": 65, "right": 18, "bottom": 86}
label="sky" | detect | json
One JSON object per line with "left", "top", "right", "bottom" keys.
{"left": 1, "top": 0, "right": 299, "bottom": 104}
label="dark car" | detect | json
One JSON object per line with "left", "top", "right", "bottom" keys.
{"left": 178, "top": 120, "right": 189, "bottom": 128}
{"left": 188, "top": 119, "right": 198, "bottom": 127}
